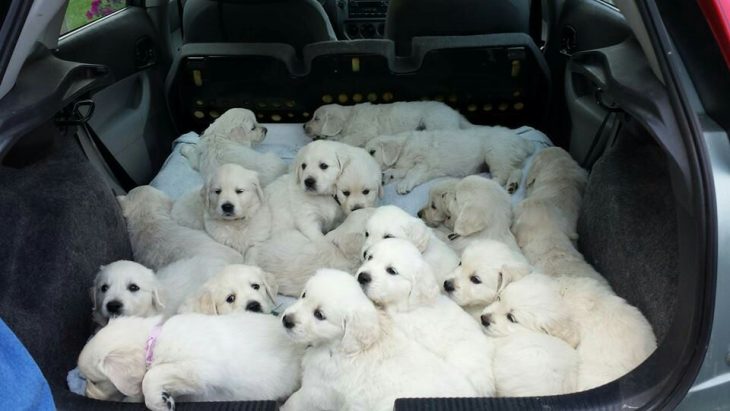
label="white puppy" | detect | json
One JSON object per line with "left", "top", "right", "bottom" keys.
{"left": 480, "top": 273, "right": 657, "bottom": 391}
{"left": 117, "top": 186, "right": 243, "bottom": 270}
{"left": 178, "top": 264, "right": 278, "bottom": 315}
{"left": 419, "top": 175, "right": 519, "bottom": 253}
{"left": 176, "top": 164, "right": 272, "bottom": 257}
{"left": 181, "top": 108, "right": 286, "bottom": 183}
{"left": 443, "top": 240, "right": 532, "bottom": 319}
{"left": 267, "top": 140, "right": 380, "bottom": 240}
{"left": 362, "top": 205, "right": 459, "bottom": 284}
{"left": 356, "top": 239, "right": 496, "bottom": 396}
{"left": 304, "top": 101, "right": 470, "bottom": 147}
{"left": 366, "top": 126, "right": 535, "bottom": 194}
{"left": 91, "top": 261, "right": 163, "bottom": 327}
{"left": 333, "top": 151, "right": 382, "bottom": 214}
{"left": 77, "top": 313, "right": 302, "bottom": 409}
{"left": 491, "top": 329, "right": 580, "bottom": 397}
{"left": 249, "top": 208, "right": 375, "bottom": 296}
{"left": 280, "top": 269, "right": 477, "bottom": 411}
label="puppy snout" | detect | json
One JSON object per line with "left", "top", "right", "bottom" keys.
{"left": 357, "top": 272, "right": 372, "bottom": 285}
{"left": 443, "top": 279, "right": 455, "bottom": 293}
{"left": 304, "top": 177, "right": 316, "bottom": 189}
{"left": 106, "top": 300, "right": 123, "bottom": 314}
{"left": 282, "top": 314, "right": 296, "bottom": 329}
{"left": 480, "top": 313, "right": 492, "bottom": 328}
{"left": 351, "top": 205, "right": 363, "bottom": 212}
{"left": 261, "top": 126, "right": 268, "bottom": 135}
{"left": 246, "top": 301, "right": 262, "bottom": 313}
{"left": 221, "top": 202, "right": 235, "bottom": 214}
{"left": 417, "top": 209, "right": 424, "bottom": 218}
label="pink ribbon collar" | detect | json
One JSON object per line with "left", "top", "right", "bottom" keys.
{"left": 144, "top": 324, "right": 163, "bottom": 368}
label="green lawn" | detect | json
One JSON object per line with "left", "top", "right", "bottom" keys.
{"left": 61, "top": 0, "right": 126, "bottom": 35}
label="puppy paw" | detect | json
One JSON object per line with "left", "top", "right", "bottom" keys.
{"left": 448, "top": 233, "right": 461, "bottom": 241}
{"left": 396, "top": 182, "right": 413, "bottom": 195}
{"left": 162, "top": 392, "right": 175, "bottom": 411}
{"left": 383, "top": 170, "right": 400, "bottom": 184}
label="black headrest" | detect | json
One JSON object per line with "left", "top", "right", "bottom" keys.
{"left": 385, "top": 0, "right": 531, "bottom": 56}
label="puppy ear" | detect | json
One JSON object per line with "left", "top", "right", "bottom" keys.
{"left": 498, "top": 263, "right": 531, "bottom": 293}
{"left": 407, "top": 263, "right": 439, "bottom": 307}
{"left": 101, "top": 348, "right": 145, "bottom": 397}
{"left": 404, "top": 220, "right": 430, "bottom": 253}
{"left": 253, "top": 180, "right": 264, "bottom": 203}
{"left": 200, "top": 185, "right": 210, "bottom": 211}
{"left": 321, "top": 112, "right": 344, "bottom": 137}
{"left": 152, "top": 288, "right": 165, "bottom": 311}
{"left": 380, "top": 140, "right": 402, "bottom": 168}
{"left": 261, "top": 270, "right": 279, "bottom": 305}
{"left": 192, "top": 289, "right": 219, "bottom": 315}
{"left": 341, "top": 305, "right": 381, "bottom": 354}
{"left": 294, "top": 153, "right": 304, "bottom": 184}
{"left": 541, "top": 317, "right": 581, "bottom": 349}
{"left": 333, "top": 232, "right": 365, "bottom": 259}
{"left": 89, "top": 286, "right": 97, "bottom": 311}
{"left": 453, "top": 201, "right": 489, "bottom": 237}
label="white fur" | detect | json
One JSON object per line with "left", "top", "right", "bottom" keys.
{"left": 304, "top": 101, "right": 471, "bottom": 147}
{"left": 181, "top": 108, "right": 286, "bottom": 184}
{"left": 154, "top": 256, "right": 229, "bottom": 316}
{"left": 443, "top": 240, "right": 532, "bottom": 319}
{"left": 249, "top": 208, "right": 375, "bottom": 296}
{"left": 420, "top": 175, "right": 519, "bottom": 253}
{"left": 492, "top": 329, "right": 580, "bottom": 397}
{"left": 362, "top": 205, "right": 459, "bottom": 284}
{"left": 480, "top": 273, "right": 657, "bottom": 390}
{"left": 366, "top": 126, "right": 535, "bottom": 194}
{"left": 333, "top": 150, "right": 383, "bottom": 214}
{"left": 281, "top": 269, "right": 478, "bottom": 411}
{"left": 77, "top": 313, "right": 302, "bottom": 409}
{"left": 178, "top": 264, "right": 278, "bottom": 315}
{"left": 356, "top": 239, "right": 496, "bottom": 395}
{"left": 91, "top": 261, "right": 163, "bottom": 327}
{"left": 117, "top": 186, "right": 242, "bottom": 270}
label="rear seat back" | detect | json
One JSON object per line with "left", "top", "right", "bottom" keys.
{"left": 167, "top": 34, "right": 550, "bottom": 132}
{"left": 183, "top": 0, "right": 336, "bottom": 51}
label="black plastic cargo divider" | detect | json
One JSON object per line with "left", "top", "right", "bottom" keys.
{"left": 167, "top": 34, "right": 550, "bottom": 133}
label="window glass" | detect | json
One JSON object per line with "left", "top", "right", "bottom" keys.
{"left": 60, "top": 0, "right": 126, "bottom": 35}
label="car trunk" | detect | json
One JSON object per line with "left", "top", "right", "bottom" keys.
{"left": 0, "top": 5, "right": 712, "bottom": 411}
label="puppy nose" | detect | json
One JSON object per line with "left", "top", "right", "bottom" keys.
{"left": 282, "top": 314, "right": 296, "bottom": 329}
{"left": 221, "top": 203, "right": 234, "bottom": 213}
{"left": 304, "top": 177, "right": 316, "bottom": 188}
{"left": 480, "top": 313, "right": 492, "bottom": 327}
{"left": 303, "top": 124, "right": 307, "bottom": 129}
{"left": 417, "top": 209, "right": 424, "bottom": 218}
{"left": 106, "top": 300, "right": 123, "bottom": 314}
{"left": 351, "top": 205, "right": 363, "bottom": 212}
{"left": 443, "top": 279, "right": 455, "bottom": 293}
{"left": 246, "top": 301, "right": 262, "bottom": 313}
{"left": 357, "top": 272, "right": 372, "bottom": 285}
{"left": 261, "top": 126, "right": 268, "bottom": 135}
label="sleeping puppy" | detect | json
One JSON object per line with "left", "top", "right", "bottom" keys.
{"left": 480, "top": 273, "right": 657, "bottom": 391}
{"left": 91, "top": 261, "right": 163, "bottom": 327}
{"left": 280, "top": 269, "right": 478, "bottom": 411}
{"left": 362, "top": 205, "right": 459, "bottom": 284}
{"left": 333, "top": 150, "right": 382, "bottom": 214}
{"left": 77, "top": 313, "right": 302, "bottom": 409}
{"left": 117, "top": 186, "right": 242, "bottom": 270}
{"left": 304, "top": 101, "right": 471, "bottom": 147}
{"left": 173, "top": 164, "right": 271, "bottom": 258}
{"left": 491, "top": 329, "right": 580, "bottom": 397}
{"left": 249, "top": 208, "right": 375, "bottom": 296}
{"left": 267, "top": 140, "right": 374, "bottom": 240}
{"left": 356, "top": 239, "right": 496, "bottom": 396}
{"left": 366, "top": 126, "right": 535, "bottom": 194}
{"left": 178, "top": 264, "right": 278, "bottom": 315}
{"left": 181, "top": 108, "right": 286, "bottom": 183}
{"left": 418, "top": 175, "right": 519, "bottom": 253}
{"left": 443, "top": 240, "right": 532, "bottom": 319}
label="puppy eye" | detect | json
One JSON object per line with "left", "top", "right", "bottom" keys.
{"left": 214, "top": 189, "right": 222, "bottom": 195}
{"left": 226, "top": 294, "right": 236, "bottom": 303}
{"left": 251, "top": 283, "right": 260, "bottom": 290}
{"left": 496, "top": 295, "right": 501, "bottom": 302}
{"left": 367, "top": 254, "right": 373, "bottom": 261}
{"left": 301, "top": 292, "right": 306, "bottom": 298}
{"left": 364, "top": 231, "right": 369, "bottom": 237}
{"left": 343, "top": 191, "right": 350, "bottom": 197}
{"left": 369, "top": 150, "right": 375, "bottom": 156}
{"left": 386, "top": 266, "right": 398, "bottom": 275}
{"left": 301, "top": 163, "right": 307, "bottom": 170}
{"left": 469, "top": 275, "right": 482, "bottom": 284}
{"left": 431, "top": 202, "right": 436, "bottom": 210}
{"left": 250, "top": 125, "right": 255, "bottom": 131}
{"left": 319, "top": 163, "right": 328, "bottom": 170}
{"left": 362, "top": 189, "right": 370, "bottom": 195}
{"left": 100, "top": 284, "right": 109, "bottom": 293}
{"left": 507, "top": 313, "right": 517, "bottom": 323}
{"left": 235, "top": 189, "right": 244, "bottom": 194}
{"left": 446, "top": 215, "right": 451, "bottom": 220}
{"left": 313, "top": 309, "right": 326, "bottom": 320}
{"left": 128, "top": 284, "right": 140, "bottom": 292}
{"left": 458, "top": 261, "right": 462, "bottom": 266}
{"left": 383, "top": 234, "right": 393, "bottom": 239}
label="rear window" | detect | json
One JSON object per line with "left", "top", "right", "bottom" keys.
{"left": 60, "top": 0, "right": 127, "bottom": 35}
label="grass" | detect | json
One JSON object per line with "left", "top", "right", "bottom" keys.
{"left": 61, "top": 0, "right": 126, "bottom": 35}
